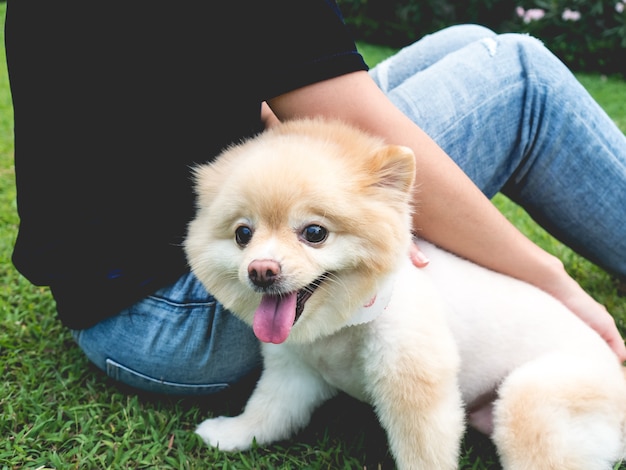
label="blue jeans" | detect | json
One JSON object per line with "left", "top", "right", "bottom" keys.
{"left": 74, "top": 25, "right": 626, "bottom": 395}
{"left": 72, "top": 274, "right": 262, "bottom": 395}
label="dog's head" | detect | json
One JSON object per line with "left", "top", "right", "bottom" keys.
{"left": 185, "top": 118, "right": 416, "bottom": 344}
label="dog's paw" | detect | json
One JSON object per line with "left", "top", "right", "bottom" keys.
{"left": 195, "top": 416, "right": 256, "bottom": 451}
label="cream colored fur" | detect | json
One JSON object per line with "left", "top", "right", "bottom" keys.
{"left": 185, "top": 118, "right": 626, "bottom": 469}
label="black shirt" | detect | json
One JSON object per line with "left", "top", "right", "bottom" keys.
{"left": 5, "top": 1, "right": 368, "bottom": 329}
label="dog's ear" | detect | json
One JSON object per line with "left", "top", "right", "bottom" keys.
{"left": 368, "top": 145, "right": 416, "bottom": 195}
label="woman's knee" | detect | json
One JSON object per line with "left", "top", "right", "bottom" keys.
{"left": 432, "top": 23, "right": 496, "bottom": 41}
{"left": 496, "top": 32, "right": 569, "bottom": 84}
{"left": 370, "top": 24, "right": 497, "bottom": 92}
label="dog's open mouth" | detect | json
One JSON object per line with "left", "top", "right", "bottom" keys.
{"left": 252, "top": 274, "right": 326, "bottom": 344}
{"left": 295, "top": 275, "right": 325, "bottom": 319}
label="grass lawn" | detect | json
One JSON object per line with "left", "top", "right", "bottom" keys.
{"left": 1, "top": 4, "right": 625, "bottom": 469}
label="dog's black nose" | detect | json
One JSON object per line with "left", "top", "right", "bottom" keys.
{"left": 248, "top": 259, "right": 281, "bottom": 288}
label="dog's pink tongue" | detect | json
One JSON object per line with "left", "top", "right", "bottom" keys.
{"left": 253, "top": 293, "right": 297, "bottom": 344}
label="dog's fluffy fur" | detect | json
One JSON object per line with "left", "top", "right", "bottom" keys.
{"left": 185, "top": 118, "right": 626, "bottom": 469}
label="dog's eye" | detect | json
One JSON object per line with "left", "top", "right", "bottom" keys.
{"left": 235, "top": 225, "right": 253, "bottom": 247}
{"left": 301, "top": 224, "right": 328, "bottom": 244}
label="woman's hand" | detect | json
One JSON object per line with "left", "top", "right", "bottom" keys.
{"left": 409, "top": 241, "right": 430, "bottom": 268}
{"left": 545, "top": 265, "right": 626, "bottom": 362}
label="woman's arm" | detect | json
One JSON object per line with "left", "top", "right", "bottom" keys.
{"left": 261, "top": 101, "right": 281, "bottom": 129}
{"left": 268, "top": 70, "right": 626, "bottom": 360}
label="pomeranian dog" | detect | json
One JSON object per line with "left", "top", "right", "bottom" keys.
{"left": 185, "top": 118, "right": 626, "bottom": 469}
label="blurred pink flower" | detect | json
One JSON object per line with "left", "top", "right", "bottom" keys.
{"left": 516, "top": 7, "right": 546, "bottom": 23}
{"left": 617, "top": 2, "right": 625, "bottom": 13}
{"left": 562, "top": 8, "right": 581, "bottom": 21}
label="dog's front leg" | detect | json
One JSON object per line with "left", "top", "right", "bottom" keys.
{"left": 196, "top": 344, "right": 337, "bottom": 451}
{"left": 365, "top": 330, "right": 465, "bottom": 469}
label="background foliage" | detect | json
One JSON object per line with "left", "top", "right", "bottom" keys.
{"left": 337, "top": 0, "right": 626, "bottom": 76}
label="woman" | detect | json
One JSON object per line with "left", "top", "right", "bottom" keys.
{"left": 5, "top": 1, "right": 625, "bottom": 395}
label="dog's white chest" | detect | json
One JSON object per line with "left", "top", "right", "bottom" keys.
{"left": 287, "top": 329, "right": 371, "bottom": 402}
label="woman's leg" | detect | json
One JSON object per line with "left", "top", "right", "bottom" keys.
{"left": 72, "top": 272, "right": 261, "bottom": 395}
{"left": 370, "top": 25, "right": 626, "bottom": 278}
{"left": 369, "top": 24, "right": 497, "bottom": 91}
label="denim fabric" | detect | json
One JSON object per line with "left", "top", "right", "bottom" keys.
{"left": 72, "top": 273, "right": 261, "bottom": 395}
{"left": 369, "top": 25, "right": 626, "bottom": 278}
{"left": 74, "top": 25, "right": 626, "bottom": 396}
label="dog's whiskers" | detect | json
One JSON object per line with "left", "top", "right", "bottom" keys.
{"left": 314, "top": 272, "right": 357, "bottom": 306}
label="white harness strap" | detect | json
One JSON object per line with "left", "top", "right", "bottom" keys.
{"left": 345, "top": 275, "right": 395, "bottom": 327}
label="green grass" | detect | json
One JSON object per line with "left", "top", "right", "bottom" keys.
{"left": 1, "top": 5, "right": 625, "bottom": 468}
